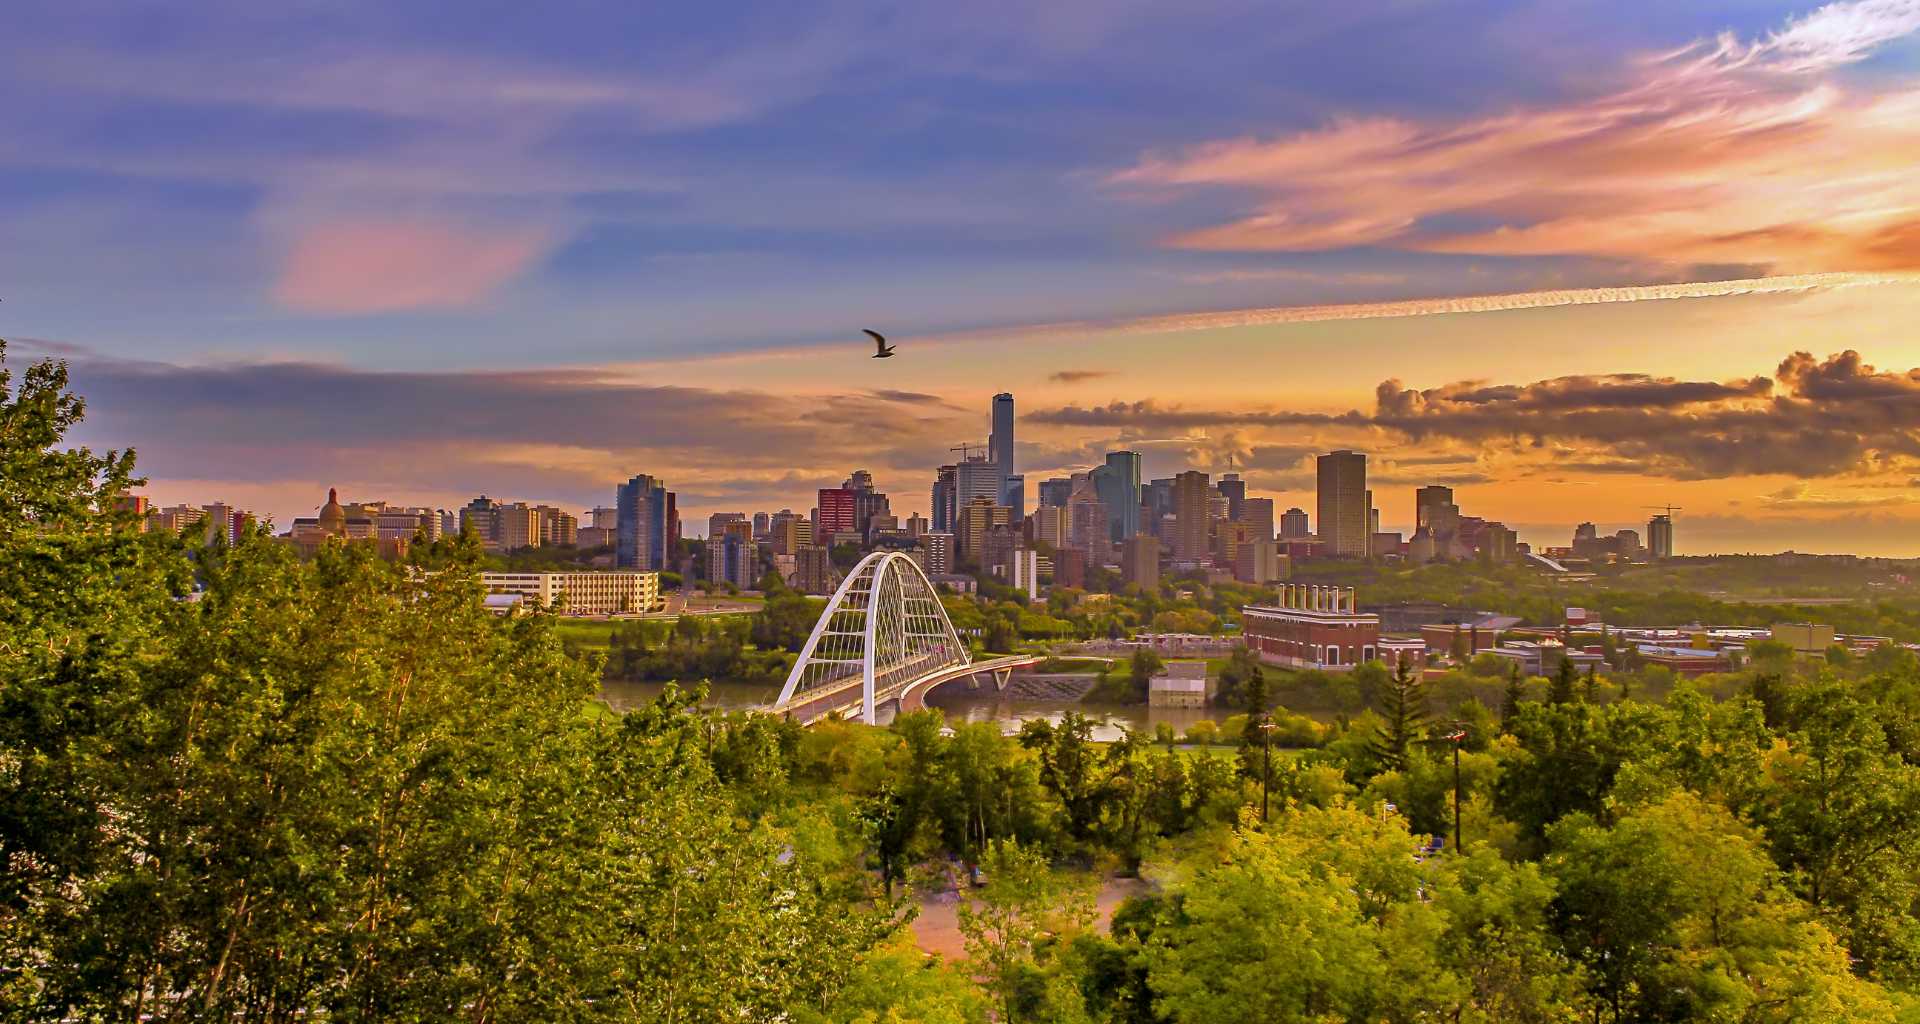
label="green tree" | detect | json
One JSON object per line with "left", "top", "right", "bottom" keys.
{"left": 956, "top": 840, "right": 1095, "bottom": 1024}
{"left": 1548, "top": 657, "right": 1578, "bottom": 705}
{"left": 1126, "top": 649, "right": 1164, "bottom": 701}
{"left": 1367, "top": 658, "right": 1427, "bottom": 773}
{"left": 1500, "top": 664, "right": 1525, "bottom": 729}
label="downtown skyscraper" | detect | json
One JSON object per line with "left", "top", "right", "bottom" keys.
{"left": 989, "top": 392, "right": 1019, "bottom": 513}
{"left": 1316, "top": 450, "right": 1369, "bottom": 558}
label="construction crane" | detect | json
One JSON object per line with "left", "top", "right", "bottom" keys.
{"left": 1643, "top": 504, "right": 1684, "bottom": 518}
{"left": 950, "top": 442, "right": 986, "bottom": 461}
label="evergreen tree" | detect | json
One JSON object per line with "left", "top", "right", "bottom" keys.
{"left": 1548, "top": 656, "right": 1578, "bottom": 705}
{"left": 1583, "top": 663, "right": 1599, "bottom": 703}
{"left": 1501, "top": 664, "right": 1525, "bottom": 729}
{"left": 1368, "top": 658, "right": 1426, "bottom": 773}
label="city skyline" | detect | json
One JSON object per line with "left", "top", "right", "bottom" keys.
{"left": 7, "top": 1, "right": 1920, "bottom": 553}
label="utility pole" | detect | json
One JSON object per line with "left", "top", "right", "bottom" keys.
{"left": 1259, "top": 720, "right": 1276, "bottom": 822}
{"left": 1445, "top": 728, "right": 1467, "bottom": 853}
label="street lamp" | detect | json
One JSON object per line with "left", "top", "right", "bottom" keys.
{"left": 1443, "top": 728, "right": 1467, "bottom": 853}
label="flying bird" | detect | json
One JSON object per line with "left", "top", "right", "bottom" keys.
{"left": 864, "top": 329, "right": 895, "bottom": 358}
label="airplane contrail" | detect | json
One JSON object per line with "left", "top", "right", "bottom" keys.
{"left": 990, "top": 271, "right": 1918, "bottom": 340}
{"left": 607, "top": 270, "right": 1919, "bottom": 371}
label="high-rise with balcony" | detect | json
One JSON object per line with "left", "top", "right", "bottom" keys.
{"left": 616, "top": 474, "right": 671, "bottom": 571}
{"left": 1316, "top": 451, "right": 1368, "bottom": 558}
{"left": 1648, "top": 514, "right": 1674, "bottom": 560}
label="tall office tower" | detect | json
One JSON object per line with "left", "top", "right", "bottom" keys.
{"left": 955, "top": 456, "right": 1002, "bottom": 510}
{"left": 1095, "top": 451, "right": 1142, "bottom": 540}
{"left": 795, "top": 545, "right": 836, "bottom": 594}
{"left": 1316, "top": 451, "right": 1368, "bottom": 558}
{"left": 1037, "top": 477, "right": 1073, "bottom": 509}
{"left": 905, "top": 513, "right": 928, "bottom": 537}
{"left": 990, "top": 393, "right": 1016, "bottom": 504}
{"left": 1003, "top": 474, "right": 1025, "bottom": 522}
{"left": 616, "top": 474, "right": 670, "bottom": 570}
{"left": 1280, "top": 506, "right": 1311, "bottom": 539}
{"left": 853, "top": 488, "right": 891, "bottom": 536}
{"left": 816, "top": 487, "right": 857, "bottom": 540}
{"left": 1172, "top": 470, "right": 1212, "bottom": 563}
{"left": 1647, "top": 514, "right": 1674, "bottom": 559}
{"left": 1241, "top": 497, "right": 1276, "bottom": 542}
{"left": 1121, "top": 534, "right": 1160, "bottom": 589}
{"left": 752, "top": 511, "right": 771, "bottom": 540}
{"left": 1414, "top": 485, "right": 1454, "bottom": 531}
{"left": 844, "top": 469, "right": 875, "bottom": 493}
{"left": 932, "top": 464, "right": 957, "bottom": 532}
{"left": 1366, "top": 491, "right": 1381, "bottom": 548}
{"left": 1217, "top": 473, "right": 1247, "bottom": 521}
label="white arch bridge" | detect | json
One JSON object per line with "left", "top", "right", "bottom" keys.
{"left": 771, "top": 551, "right": 1040, "bottom": 724}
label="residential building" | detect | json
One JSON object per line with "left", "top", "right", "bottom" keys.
{"left": 1240, "top": 497, "right": 1275, "bottom": 542}
{"left": 616, "top": 474, "right": 672, "bottom": 571}
{"left": 1121, "top": 534, "right": 1160, "bottom": 590}
{"left": 705, "top": 516, "right": 756, "bottom": 590}
{"left": 1067, "top": 494, "right": 1109, "bottom": 564}
{"left": 1052, "top": 548, "right": 1087, "bottom": 589}
{"left": 1648, "top": 514, "right": 1674, "bottom": 559}
{"left": 1028, "top": 505, "right": 1068, "bottom": 550}
{"left": 1235, "top": 539, "right": 1287, "bottom": 584}
{"left": 1242, "top": 585, "right": 1379, "bottom": 670}
{"left": 956, "top": 498, "right": 1011, "bottom": 564}
{"left": 481, "top": 571, "right": 662, "bottom": 615}
{"left": 931, "top": 464, "right": 957, "bottom": 532}
{"left": 1415, "top": 485, "right": 1455, "bottom": 531}
{"left": 1007, "top": 548, "right": 1042, "bottom": 600}
{"left": 922, "top": 532, "right": 955, "bottom": 575}
{"left": 1316, "top": 450, "right": 1368, "bottom": 557}
{"left": 817, "top": 487, "right": 857, "bottom": 540}
{"left": 954, "top": 456, "right": 1002, "bottom": 510}
{"left": 795, "top": 545, "right": 837, "bottom": 594}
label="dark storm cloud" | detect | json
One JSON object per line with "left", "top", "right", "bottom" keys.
{"left": 1028, "top": 351, "right": 1920, "bottom": 482}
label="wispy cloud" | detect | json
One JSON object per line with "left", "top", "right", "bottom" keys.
{"left": 1112, "top": 0, "right": 1920, "bottom": 274}
{"left": 274, "top": 221, "right": 553, "bottom": 313}
{"left": 1047, "top": 369, "right": 1115, "bottom": 384}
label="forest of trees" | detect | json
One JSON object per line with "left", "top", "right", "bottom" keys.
{"left": 10, "top": 340, "right": 1920, "bottom": 1022}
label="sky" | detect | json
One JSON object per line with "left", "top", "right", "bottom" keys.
{"left": 6, "top": 0, "right": 1920, "bottom": 554}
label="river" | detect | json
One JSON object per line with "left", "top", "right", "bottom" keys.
{"left": 598, "top": 678, "right": 1238, "bottom": 741}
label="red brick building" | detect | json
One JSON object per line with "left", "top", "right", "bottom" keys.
{"left": 1241, "top": 585, "right": 1380, "bottom": 671}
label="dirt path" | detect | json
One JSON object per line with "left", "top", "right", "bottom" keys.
{"left": 910, "top": 875, "right": 1150, "bottom": 959}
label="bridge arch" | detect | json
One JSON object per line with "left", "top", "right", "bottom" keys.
{"left": 772, "top": 551, "right": 970, "bottom": 724}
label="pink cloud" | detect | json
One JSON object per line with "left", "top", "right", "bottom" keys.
{"left": 274, "top": 221, "right": 551, "bottom": 314}
{"left": 1112, "top": 0, "right": 1920, "bottom": 274}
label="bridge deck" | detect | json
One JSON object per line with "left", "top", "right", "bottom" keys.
{"left": 776, "top": 654, "right": 1041, "bottom": 725}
